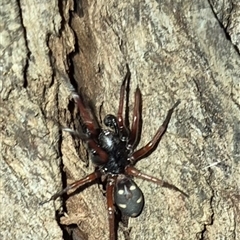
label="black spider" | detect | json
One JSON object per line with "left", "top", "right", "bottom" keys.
{"left": 46, "top": 67, "right": 187, "bottom": 240}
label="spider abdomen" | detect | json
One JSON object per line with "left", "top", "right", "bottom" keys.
{"left": 115, "top": 176, "right": 144, "bottom": 217}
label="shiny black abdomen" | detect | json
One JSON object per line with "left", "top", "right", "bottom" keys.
{"left": 114, "top": 176, "right": 144, "bottom": 217}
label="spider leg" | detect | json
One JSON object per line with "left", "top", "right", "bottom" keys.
{"left": 41, "top": 171, "right": 101, "bottom": 204}
{"left": 106, "top": 177, "right": 117, "bottom": 240}
{"left": 62, "top": 127, "right": 108, "bottom": 163}
{"left": 117, "top": 66, "right": 131, "bottom": 138}
{"left": 130, "top": 100, "right": 180, "bottom": 164}
{"left": 87, "top": 141, "right": 109, "bottom": 163}
{"left": 72, "top": 91, "right": 99, "bottom": 137}
{"left": 62, "top": 127, "right": 88, "bottom": 140}
{"left": 125, "top": 166, "right": 188, "bottom": 197}
{"left": 128, "top": 87, "right": 141, "bottom": 149}
{"left": 65, "top": 88, "right": 111, "bottom": 163}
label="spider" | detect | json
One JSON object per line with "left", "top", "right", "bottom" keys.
{"left": 46, "top": 67, "right": 187, "bottom": 240}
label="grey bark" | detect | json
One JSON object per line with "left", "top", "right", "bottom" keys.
{"left": 1, "top": 0, "right": 239, "bottom": 240}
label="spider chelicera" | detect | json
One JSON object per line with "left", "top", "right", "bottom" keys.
{"left": 46, "top": 67, "right": 187, "bottom": 240}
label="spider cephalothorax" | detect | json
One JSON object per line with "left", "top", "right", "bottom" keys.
{"left": 47, "top": 67, "right": 187, "bottom": 240}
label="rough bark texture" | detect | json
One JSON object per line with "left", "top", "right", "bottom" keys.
{"left": 1, "top": 0, "right": 239, "bottom": 240}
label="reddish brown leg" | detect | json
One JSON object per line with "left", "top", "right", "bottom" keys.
{"left": 41, "top": 171, "right": 102, "bottom": 204}
{"left": 125, "top": 166, "right": 188, "bottom": 197}
{"left": 72, "top": 92, "right": 99, "bottom": 136}
{"left": 87, "top": 140, "right": 109, "bottom": 163}
{"left": 117, "top": 65, "right": 131, "bottom": 140}
{"left": 117, "top": 70, "right": 130, "bottom": 129}
{"left": 62, "top": 128, "right": 108, "bottom": 164}
{"left": 71, "top": 93, "right": 109, "bottom": 164}
{"left": 128, "top": 87, "right": 141, "bottom": 148}
{"left": 106, "top": 177, "right": 117, "bottom": 240}
{"left": 130, "top": 100, "right": 180, "bottom": 164}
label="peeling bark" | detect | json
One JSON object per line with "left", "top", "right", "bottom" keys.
{"left": 1, "top": 0, "right": 239, "bottom": 240}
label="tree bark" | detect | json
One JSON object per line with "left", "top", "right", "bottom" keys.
{"left": 1, "top": 0, "right": 239, "bottom": 240}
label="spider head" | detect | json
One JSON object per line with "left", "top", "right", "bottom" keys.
{"left": 104, "top": 114, "right": 119, "bottom": 134}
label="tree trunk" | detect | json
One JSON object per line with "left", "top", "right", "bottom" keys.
{"left": 1, "top": 0, "right": 239, "bottom": 240}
